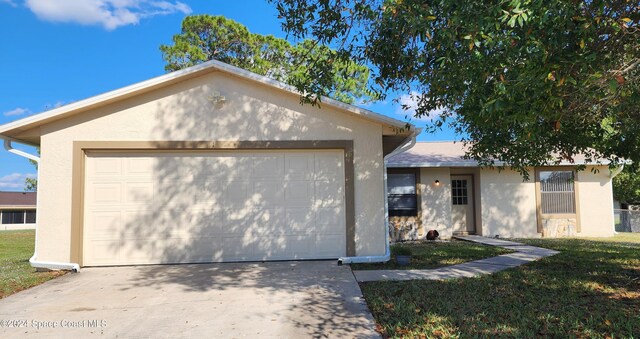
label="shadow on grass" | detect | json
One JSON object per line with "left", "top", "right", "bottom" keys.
{"left": 352, "top": 240, "right": 513, "bottom": 270}
{"left": 360, "top": 239, "right": 640, "bottom": 337}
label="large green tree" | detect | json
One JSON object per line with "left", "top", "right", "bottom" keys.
{"left": 272, "top": 0, "right": 639, "bottom": 176}
{"left": 613, "top": 168, "right": 640, "bottom": 204}
{"left": 160, "top": 15, "right": 373, "bottom": 104}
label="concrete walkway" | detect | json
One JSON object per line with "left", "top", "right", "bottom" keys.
{"left": 353, "top": 235, "right": 559, "bottom": 282}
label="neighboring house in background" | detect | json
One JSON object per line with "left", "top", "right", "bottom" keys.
{"left": 0, "top": 191, "right": 37, "bottom": 231}
{"left": 0, "top": 60, "right": 417, "bottom": 268}
{"left": 386, "top": 142, "right": 618, "bottom": 241}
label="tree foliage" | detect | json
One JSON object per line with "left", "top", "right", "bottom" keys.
{"left": 613, "top": 167, "right": 640, "bottom": 204}
{"left": 25, "top": 176, "right": 37, "bottom": 192}
{"left": 24, "top": 150, "right": 38, "bottom": 192}
{"left": 272, "top": 0, "right": 639, "bottom": 176}
{"left": 160, "top": 14, "right": 373, "bottom": 104}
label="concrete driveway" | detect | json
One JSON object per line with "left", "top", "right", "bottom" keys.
{"left": 0, "top": 261, "right": 380, "bottom": 338}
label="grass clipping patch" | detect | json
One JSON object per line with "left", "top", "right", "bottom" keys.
{"left": 0, "top": 230, "right": 66, "bottom": 298}
{"left": 361, "top": 237, "right": 640, "bottom": 338}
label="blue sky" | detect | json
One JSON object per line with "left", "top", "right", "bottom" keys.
{"left": 0, "top": 0, "right": 457, "bottom": 191}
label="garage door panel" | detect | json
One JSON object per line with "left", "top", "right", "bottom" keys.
{"left": 285, "top": 208, "right": 315, "bottom": 234}
{"left": 122, "top": 209, "right": 155, "bottom": 235}
{"left": 84, "top": 239, "right": 121, "bottom": 265}
{"left": 316, "top": 207, "right": 345, "bottom": 227}
{"left": 186, "top": 237, "right": 224, "bottom": 262}
{"left": 91, "top": 183, "right": 122, "bottom": 205}
{"left": 225, "top": 180, "right": 250, "bottom": 207}
{"left": 284, "top": 181, "right": 314, "bottom": 206}
{"left": 286, "top": 236, "right": 317, "bottom": 258}
{"left": 88, "top": 211, "right": 122, "bottom": 238}
{"left": 316, "top": 235, "right": 346, "bottom": 257}
{"left": 315, "top": 154, "right": 343, "bottom": 181}
{"left": 254, "top": 237, "right": 286, "bottom": 258}
{"left": 253, "top": 180, "right": 285, "bottom": 205}
{"left": 198, "top": 181, "right": 225, "bottom": 204}
{"left": 221, "top": 236, "right": 255, "bottom": 260}
{"left": 210, "top": 156, "right": 251, "bottom": 178}
{"left": 90, "top": 157, "right": 122, "bottom": 176}
{"left": 83, "top": 150, "right": 347, "bottom": 266}
{"left": 120, "top": 239, "right": 158, "bottom": 263}
{"left": 285, "top": 154, "right": 314, "bottom": 180}
{"left": 252, "top": 155, "right": 284, "bottom": 178}
{"left": 125, "top": 182, "right": 154, "bottom": 204}
{"left": 193, "top": 211, "right": 226, "bottom": 236}
{"left": 249, "top": 208, "right": 286, "bottom": 235}
{"left": 315, "top": 181, "right": 344, "bottom": 207}
{"left": 124, "top": 157, "right": 154, "bottom": 177}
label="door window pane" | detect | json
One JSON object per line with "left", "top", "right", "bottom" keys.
{"left": 451, "top": 180, "right": 468, "bottom": 205}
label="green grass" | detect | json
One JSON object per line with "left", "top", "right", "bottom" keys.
{"left": 360, "top": 234, "right": 640, "bottom": 338}
{"left": 352, "top": 240, "right": 513, "bottom": 270}
{"left": 578, "top": 232, "right": 640, "bottom": 244}
{"left": 0, "top": 230, "right": 65, "bottom": 298}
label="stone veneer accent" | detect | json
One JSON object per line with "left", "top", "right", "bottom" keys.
{"left": 542, "top": 218, "right": 577, "bottom": 238}
{"left": 389, "top": 217, "right": 423, "bottom": 242}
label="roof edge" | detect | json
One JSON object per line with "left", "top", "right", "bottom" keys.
{"left": 387, "top": 160, "right": 612, "bottom": 168}
{"left": 0, "top": 59, "right": 411, "bottom": 136}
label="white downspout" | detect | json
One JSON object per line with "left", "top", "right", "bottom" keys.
{"left": 2, "top": 137, "right": 80, "bottom": 272}
{"left": 338, "top": 128, "right": 420, "bottom": 265}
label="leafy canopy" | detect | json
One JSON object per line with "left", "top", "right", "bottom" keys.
{"left": 272, "top": 0, "right": 639, "bottom": 176}
{"left": 613, "top": 167, "right": 640, "bottom": 204}
{"left": 160, "top": 14, "right": 373, "bottom": 104}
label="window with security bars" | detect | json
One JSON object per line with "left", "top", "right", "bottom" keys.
{"left": 451, "top": 179, "right": 468, "bottom": 205}
{"left": 539, "top": 170, "right": 575, "bottom": 214}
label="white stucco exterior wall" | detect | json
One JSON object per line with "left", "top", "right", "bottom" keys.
{"left": 576, "top": 166, "right": 615, "bottom": 237}
{"left": 479, "top": 168, "right": 539, "bottom": 238}
{"left": 33, "top": 71, "right": 389, "bottom": 263}
{"left": 418, "top": 168, "right": 452, "bottom": 239}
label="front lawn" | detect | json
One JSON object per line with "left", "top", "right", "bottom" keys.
{"left": 360, "top": 234, "right": 640, "bottom": 338}
{"left": 0, "top": 230, "right": 66, "bottom": 298}
{"left": 352, "top": 240, "right": 513, "bottom": 270}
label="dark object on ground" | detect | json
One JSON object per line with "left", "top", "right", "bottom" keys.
{"left": 426, "top": 230, "right": 440, "bottom": 241}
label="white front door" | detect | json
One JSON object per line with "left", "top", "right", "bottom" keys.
{"left": 451, "top": 175, "right": 475, "bottom": 234}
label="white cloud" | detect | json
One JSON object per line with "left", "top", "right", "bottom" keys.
{"left": 24, "top": 0, "right": 192, "bottom": 30}
{"left": 1, "top": 0, "right": 17, "bottom": 7}
{"left": 3, "top": 107, "right": 30, "bottom": 116}
{"left": 0, "top": 173, "right": 36, "bottom": 190}
{"left": 395, "top": 91, "right": 446, "bottom": 122}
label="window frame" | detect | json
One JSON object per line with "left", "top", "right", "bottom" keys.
{"left": 0, "top": 208, "right": 37, "bottom": 225}
{"left": 387, "top": 169, "right": 420, "bottom": 217}
{"left": 1, "top": 209, "right": 26, "bottom": 225}
{"left": 451, "top": 179, "right": 470, "bottom": 206}
{"left": 535, "top": 167, "right": 581, "bottom": 233}
{"left": 25, "top": 210, "right": 37, "bottom": 224}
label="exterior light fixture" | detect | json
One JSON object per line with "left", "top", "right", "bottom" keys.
{"left": 434, "top": 180, "right": 440, "bottom": 186}
{"left": 208, "top": 90, "right": 226, "bottom": 106}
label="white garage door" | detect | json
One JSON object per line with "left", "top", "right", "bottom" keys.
{"left": 83, "top": 150, "right": 346, "bottom": 266}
